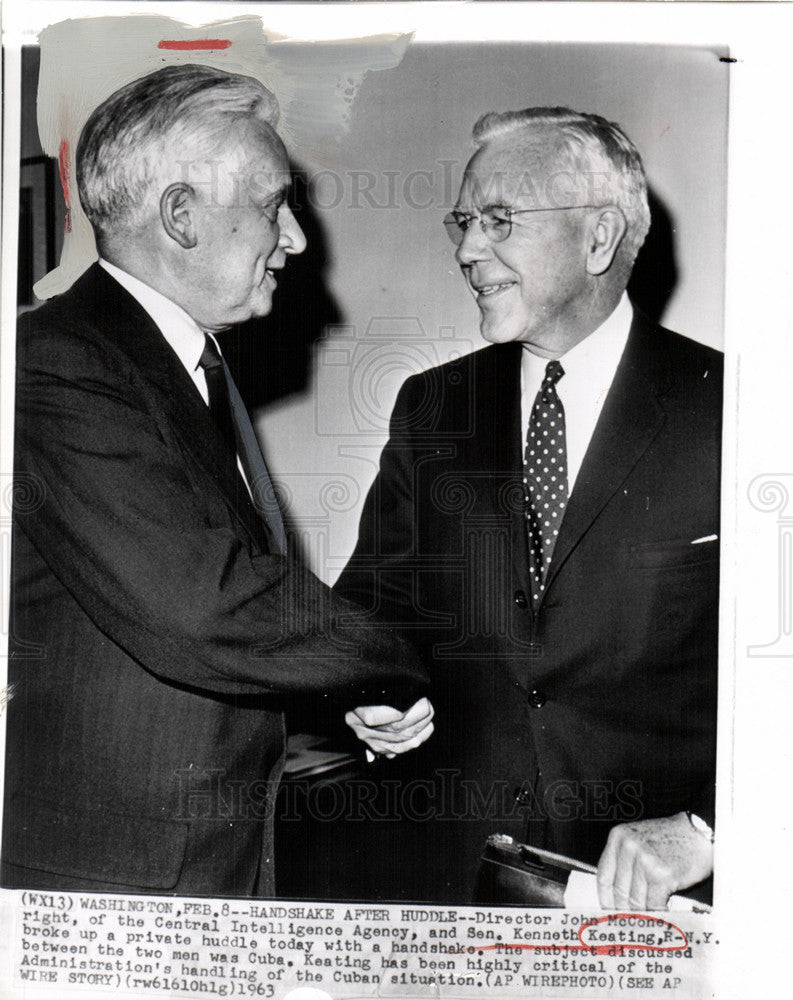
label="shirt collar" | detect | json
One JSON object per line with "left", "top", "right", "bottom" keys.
{"left": 521, "top": 292, "right": 633, "bottom": 387}
{"left": 99, "top": 258, "right": 209, "bottom": 374}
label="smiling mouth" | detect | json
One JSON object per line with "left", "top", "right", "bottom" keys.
{"left": 474, "top": 281, "right": 516, "bottom": 299}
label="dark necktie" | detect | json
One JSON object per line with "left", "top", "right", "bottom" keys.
{"left": 523, "top": 360, "right": 568, "bottom": 608}
{"left": 198, "top": 336, "right": 287, "bottom": 555}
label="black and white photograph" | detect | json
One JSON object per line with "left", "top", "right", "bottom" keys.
{"left": 0, "top": 3, "right": 791, "bottom": 1000}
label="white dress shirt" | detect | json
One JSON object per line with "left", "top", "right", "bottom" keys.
{"left": 520, "top": 293, "right": 633, "bottom": 496}
{"left": 100, "top": 258, "right": 212, "bottom": 402}
{"left": 100, "top": 259, "right": 251, "bottom": 489}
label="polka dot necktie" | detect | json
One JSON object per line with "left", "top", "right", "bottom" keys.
{"left": 523, "top": 360, "right": 568, "bottom": 608}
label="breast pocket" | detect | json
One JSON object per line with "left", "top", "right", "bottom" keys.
{"left": 629, "top": 536, "right": 719, "bottom": 571}
{"left": 619, "top": 535, "right": 719, "bottom": 680}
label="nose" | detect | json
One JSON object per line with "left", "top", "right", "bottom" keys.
{"left": 455, "top": 218, "right": 493, "bottom": 267}
{"left": 278, "top": 204, "right": 307, "bottom": 255}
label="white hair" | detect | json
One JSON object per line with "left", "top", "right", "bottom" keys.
{"left": 473, "top": 106, "right": 651, "bottom": 268}
{"left": 76, "top": 64, "right": 280, "bottom": 238}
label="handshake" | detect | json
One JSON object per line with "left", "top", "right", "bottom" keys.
{"left": 345, "top": 697, "right": 435, "bottom": 759}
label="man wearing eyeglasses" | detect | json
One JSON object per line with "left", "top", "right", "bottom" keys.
{"left": 336, "top": 107, "right": 720, "bottom": 909}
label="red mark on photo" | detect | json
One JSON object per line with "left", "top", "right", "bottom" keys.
{"left": 158, "top": 40, "right": 232, "bottom": 51}
{"left": 578, "top": 913, "right": 688, "bottom": 956}
{"left": 58, "top": 140, "right": 71, "bottom": 233}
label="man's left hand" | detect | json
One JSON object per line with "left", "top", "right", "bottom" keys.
{"left": 596, "top": 812, "right": 713, "bottom": 910}
{"left": 345, "top": 697, "right": 435, "bottom": 758}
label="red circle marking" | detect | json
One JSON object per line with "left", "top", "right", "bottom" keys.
{"left": 578, "top": 913, "right": 688, "bottom": 955}
{"left": 157, "top": 40, "right": 232, "bottom": 51}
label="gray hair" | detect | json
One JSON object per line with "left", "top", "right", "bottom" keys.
{"left": 76, "top": 64, "right": 280, "bottom": 237}
{"left": 472, "top": 107, "right": 651, "bottom": 267}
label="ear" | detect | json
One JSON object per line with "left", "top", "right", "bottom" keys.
{"left": 160, "top": 183, "right": 197, "bottom": 250}
{"left": 585, "top": 207, "right": 627, "bottom": 276}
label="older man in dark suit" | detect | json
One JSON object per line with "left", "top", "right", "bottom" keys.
{"left": 337, "top": 107, "right": 720, "bottom": 908}
{"left": 2, "top": 64, "right": 433, "bottom": 896}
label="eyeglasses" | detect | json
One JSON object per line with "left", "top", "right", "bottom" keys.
{"left": 443, "top": 204, "right": 602, "bottom": 246}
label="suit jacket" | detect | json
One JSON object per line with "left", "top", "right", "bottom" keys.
{"left": 336, "top": 310, "right": 721, "bottom": 902}
{"left": 3, "top": 264, "right": 426, "bottom": 896}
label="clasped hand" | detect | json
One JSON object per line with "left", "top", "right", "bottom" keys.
{"left": 345, "top": 697, "right": 435, "bottom": 759}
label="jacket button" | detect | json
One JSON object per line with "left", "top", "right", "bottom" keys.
{"left": 528, "top": 688, "right": 547, "bottom": 709}
{"left": 514, "top": 786, "right": 532, "bottom": 805}
{"left": 514, "top": 590, "right": 528, "bottom": 608}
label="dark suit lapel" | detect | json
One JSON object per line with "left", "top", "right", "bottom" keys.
{"left": 73, "top": 265, "right": 273, "bottom": 553}
{"left": 474, "top": 343, "right": 523, "bottom": 488}
{"left": 466, "top": 345, "right": 532, "bottom": 593}
{"left": 544, "top": 311, "right": 672, "bottom": 593}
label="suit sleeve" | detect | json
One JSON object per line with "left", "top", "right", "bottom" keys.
{"left": 14, "top": 321, "right": 426, "bottom": 703}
